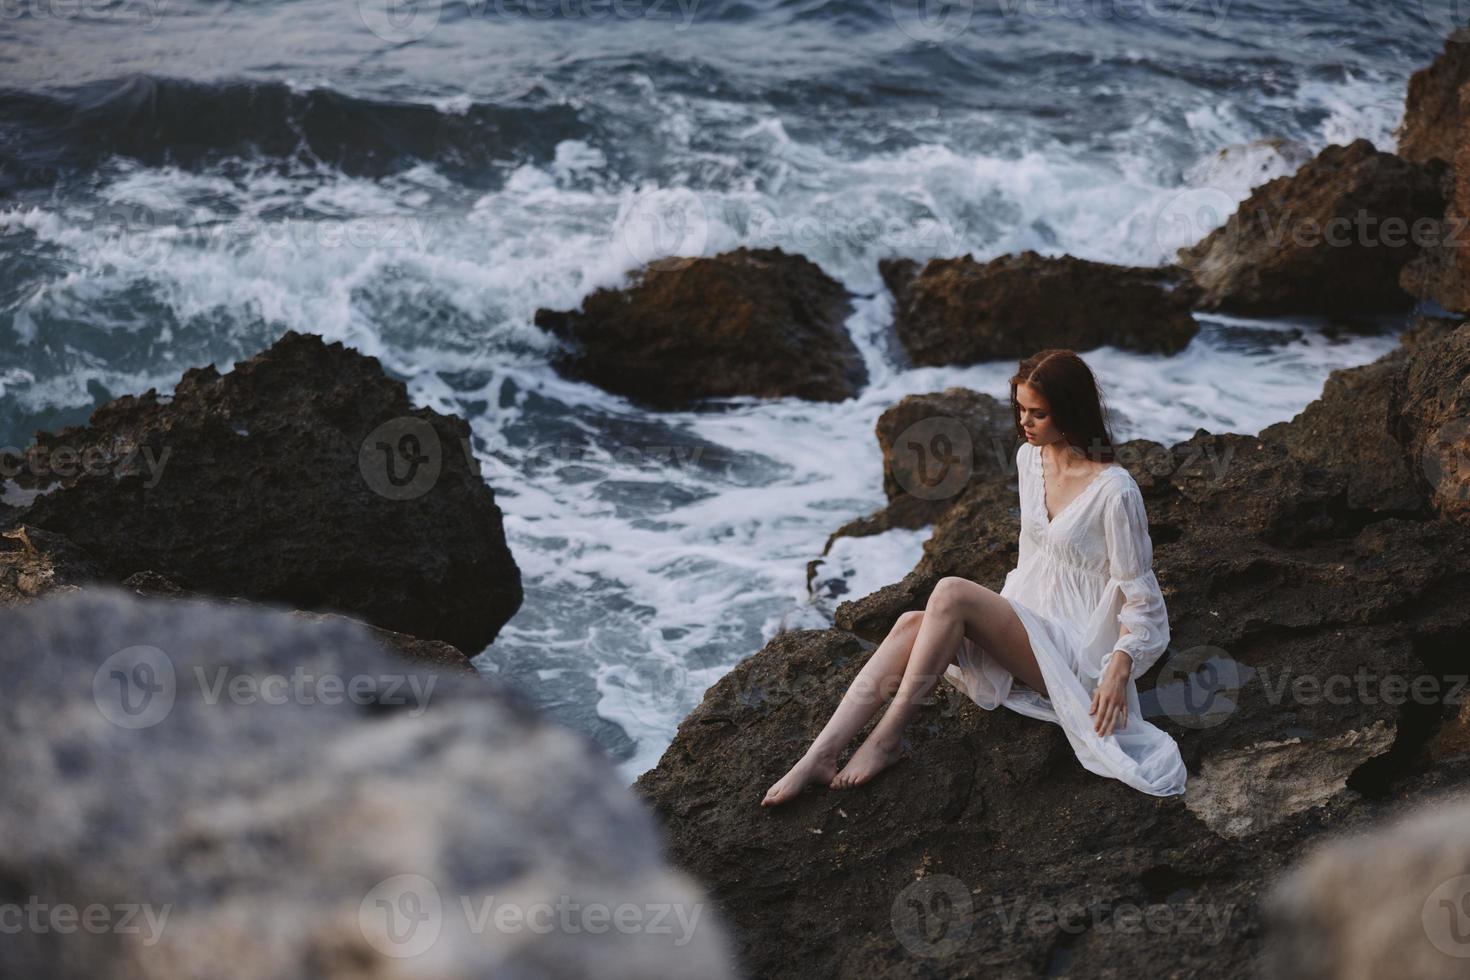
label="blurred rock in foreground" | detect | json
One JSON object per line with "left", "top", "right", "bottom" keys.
{"left": 0, "top": 588, "right": 735, "bottom": 980}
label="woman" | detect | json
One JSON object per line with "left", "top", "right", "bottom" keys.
{"left": 762, "top": 349, "right": 1187, "bottom": 805}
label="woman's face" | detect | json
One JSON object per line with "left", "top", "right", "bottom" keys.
{"left": 1016, "top": 384, "right": 1061, "bottom": 446}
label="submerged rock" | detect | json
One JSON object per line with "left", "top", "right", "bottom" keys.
{"left": 1176, "top": 139, "right": 1446, "bottom": 316}
{"left": 535, "top": 246, "right": 866, "bottom": 410}
{"left": 0, "top": 588, "right": 736, "bottom": 980}
{"left": 3, "top": 331, "right": 522, "bottom": 654}
{"left": 879, "top": 250, "right": 1199, "bottom": 366}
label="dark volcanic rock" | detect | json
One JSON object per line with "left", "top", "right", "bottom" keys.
{"left": 634, "top": 322, "right": 1470, "bottom": 978}
{"left": 1176, "top": 139, "right": 1446, "bottom": 316}
{"left": 1398, "top": 40, "right": 1470, "bottom": 316}
{"left": 1396, "top": 31, "right": 1470, "bottom": 166}
{"left": 1261, "top": 314, "right": 1470, "bottom": 527}
{"left": 3, "top": 331, "right": 522, "bottom": 654}
{"left": 535, "top": 246, "right": 866, "bottom": 410}
{"left": 879, "top": 250, "right": 1199, "bottom": 366}
{"left": 821, "top": 388, "right": 1019, "bottom": 548}
{"left": 0, "top": 588, "right": 735, "bottom": 979}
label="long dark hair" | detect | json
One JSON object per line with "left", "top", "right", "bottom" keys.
{"left": 1009, "top": 349, "right": 1118, "bottom": 463}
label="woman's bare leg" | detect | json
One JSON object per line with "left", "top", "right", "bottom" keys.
{"left": 831, "top": 576, "right": 1043, "bottom": 789}
{"left": 761, "top": 610, "right": 925, "bottom": 806}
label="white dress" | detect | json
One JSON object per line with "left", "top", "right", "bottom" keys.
{"left": 942, "top": 439, "right": 1188, "bottom": 797}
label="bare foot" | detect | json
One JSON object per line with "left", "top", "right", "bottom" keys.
{"left": 761, "top": 748, "right": 839, "bottom": 807}
{"left": 830, "top": 731, "right": 903, "bottom": 789}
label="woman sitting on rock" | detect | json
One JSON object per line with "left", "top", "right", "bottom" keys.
{"left": 762, "top": 348, "right": 1187, "bottom": 805}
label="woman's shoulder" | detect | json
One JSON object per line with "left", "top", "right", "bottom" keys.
{"left": 1101, "top": 463, "right": 1139, "bottom": 499}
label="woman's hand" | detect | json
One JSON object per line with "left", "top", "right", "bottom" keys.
{"left": 1089, "top": 651, "right": 1132, "bottom": 737}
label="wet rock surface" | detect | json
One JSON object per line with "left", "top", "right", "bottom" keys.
{"left": 881, "top": 250, "right": 1199, "bottom": 366}
{"left": 535, "top": 246, "right": 867, "bottom": 410}
{"left": 2, "top": 331, "right": 522, "bottom": 654}
{"left": 1176, "top": 139, "right": 1446, "bottom": 317}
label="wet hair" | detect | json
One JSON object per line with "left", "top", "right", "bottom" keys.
{"left": 1009, "top": 349, "right": 1118, "bottom": 462}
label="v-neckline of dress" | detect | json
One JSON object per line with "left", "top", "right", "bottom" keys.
{"left": 1035, "top": 444, "right": 1118, "bottom": 528}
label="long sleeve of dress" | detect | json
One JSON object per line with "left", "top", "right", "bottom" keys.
{"left": 1098, "top": 483, "right": 1170, "bottom": 682}
{"left": 1015, "top": 444, "right": 1033, "bottom": 567}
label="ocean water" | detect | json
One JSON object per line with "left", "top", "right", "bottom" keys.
{"left": 0, "top": 0, "right": 1449, "bottom": 781}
